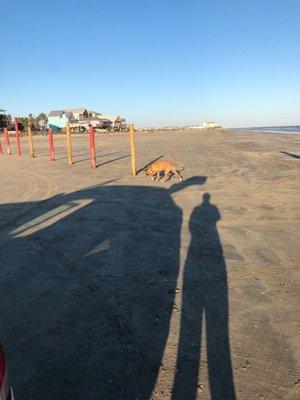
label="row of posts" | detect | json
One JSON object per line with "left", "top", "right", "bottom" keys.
{"left": 0, "top": 118, "right": 137, "bottom": 175}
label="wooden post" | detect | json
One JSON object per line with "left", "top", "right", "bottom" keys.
{"left": 0, "top": 136, "right": 3, "bottom": 154}
{"left": 89, "top": 125, "right": 96, "bottom": 169}
{"left": 129, "top": 124, "right": 137, "bottom": 175}
{"left": 27, "top": 125, "right": 35, "bottom": 158}
{"left": 48, "top": 128, "right": 55, "bottom": 161}
{"left": 66, "top": 125, "right": 73, "bottom": 165}
{"left": 4, "top": 128, "right": 11, "bottom": 155}
{"left": 15, "top": 117, "right": 21, "bottom": 155}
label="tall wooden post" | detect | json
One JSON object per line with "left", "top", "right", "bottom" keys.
{"left": 89, "top": 125, "right": 96, "bottom": 169}
{"left": 0, "top": 136, "right": 3, "bottom": 154}
{"left": 27, "top": 125, "right": 35, "bottom": 158}
{"left": 129, "top": 124, "right": 137, "bottom": 175}
{"left": 48, "top": 128, "right": 55, "bottom": 161}
{"left": 4, "top": 128, "right": 11, "bottom": 155}
{"left": 15, "top": 117, "right": 21, "bottom": 155}
{"left": 66, "top": 125, "right": 73, "bottom": 165}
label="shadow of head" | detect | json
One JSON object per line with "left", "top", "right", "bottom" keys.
{"left": 203, "top": 192, "right": 211, "bottom": 202}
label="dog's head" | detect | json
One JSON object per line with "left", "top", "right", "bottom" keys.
{"left": 144, "top": 167, "right": 152, "bottom": 176}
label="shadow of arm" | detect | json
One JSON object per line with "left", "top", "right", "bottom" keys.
{"left": 169, "top": 176, "right": 207, "bottom": 194}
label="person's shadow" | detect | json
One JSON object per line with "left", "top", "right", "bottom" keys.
{"left": 173, "top": 193, "right": 236, "bottom": 399}
{"left": 0, "top": 180, "right": 236, "bottom": 399}
{"left": 0, "top": 176, "right": 202, "bottom": 400}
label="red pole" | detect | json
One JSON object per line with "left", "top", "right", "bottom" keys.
{"left": 15, "top": 117, "right": 21, "bottom": 155}
{"left": 4, "top": 127, "right": 11, "bottom": 155}
{"left": 89, "top": 125, "right": 96, "bottom": 169}
{"left": 48, "top": 128, "right": 55, "bottom": 161}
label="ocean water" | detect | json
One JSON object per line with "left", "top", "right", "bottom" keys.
{"left": 234, "top": 126, "right": 300, "bottom": 134}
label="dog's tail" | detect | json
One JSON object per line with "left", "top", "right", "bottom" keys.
{"left": 171, "top": 154, "right": 185, "bottom": 171}
{"left": 171, "top": 153, "right": 177, "bottom": 164}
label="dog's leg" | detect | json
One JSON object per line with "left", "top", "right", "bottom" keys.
{"left": 164, "top": 173, "right": 171, "bottom": 181}
{"left": 162, "top": 169, "right": 172, "bottom": 182}
{"left": 175, "top": 169, "right": 183, "bottom": 182}
{"left": 155, "top": 171, "right": 161, "bottom": 181}
{"left": 151, "top": 171, "right": 160, "bottom": 181}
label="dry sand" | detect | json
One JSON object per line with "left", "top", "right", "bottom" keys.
{"left": 0, "top": 129, "right": 299, "bottom": 399}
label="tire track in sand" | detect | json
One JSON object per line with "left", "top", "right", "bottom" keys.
{"left": 32, "top": 236, "right": 155, "bottom": 395}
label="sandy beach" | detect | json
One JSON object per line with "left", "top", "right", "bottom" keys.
{"left": 0, "top": 129, "right": 299, "bottom": 399}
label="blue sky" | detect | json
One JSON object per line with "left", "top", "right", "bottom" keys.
{"left": 1, "top": 0, "right": 299, "bottom": 127}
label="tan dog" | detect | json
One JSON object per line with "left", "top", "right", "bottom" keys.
{"left": 145, "top": 160, "right": 184, "bottom": 182}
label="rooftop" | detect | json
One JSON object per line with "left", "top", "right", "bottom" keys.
{"left": 48, "top": 110, "right": 65, "bottom": 117}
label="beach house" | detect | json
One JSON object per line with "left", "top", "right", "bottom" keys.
{"left": 48, "top": 110, "right": 75, "bottom": 132}
{"left": 66, "top": 108, "right": 89, "bottom": 120}
{"left": 48, "top": 108, "right": 126, "bottom": 131}
{"left": 98, "top": 115, "right": 126, "bottom": 129}
{"left": 89, "top": 111, "right": 102, "bottom": 118}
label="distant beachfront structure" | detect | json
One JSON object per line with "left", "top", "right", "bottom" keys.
{"left": 201, "top": 121, "right": 220, "bottom": 129}
{"left": 66, "top": 108, "right": 89, "bottom": 120}
{"left": 48, "top": 108, "right": 126, "bottom": 131}
{"left": 48, "top": 110, "right": 76, "bottom": 131}
{"left": 99, "top": 115, "right": 126, "bottom": 129}
{"left": 189, "top": 121, "right": 221, "bottom": 130}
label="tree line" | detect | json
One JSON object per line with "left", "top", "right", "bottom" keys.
{"left": 0, "top": 113, "right": 48, "bottom": 131}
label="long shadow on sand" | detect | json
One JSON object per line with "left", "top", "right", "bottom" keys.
{"left": 280, "top": 151, "right": 300, "bottom": 159}
{"left": 173, "top": 193, "right": 236, "bottom": 399}
{"left": 0, "top": 177, "right": 235, "bottom": 399}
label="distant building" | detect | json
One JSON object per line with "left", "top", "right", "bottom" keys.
{"left": 65, "top": 108, "right": 89, "bottom": 120}
{"left": 48, "top": 109, "right": 126, "bottom": 131}
{"left": 48, "top": 110, "right": 75, "bottom": 131}
{"left": 99, "top": 115, "right": 126, "bottom": 129}
{"left": 76, "top": 117, "right": 112, "bottom": 129}
{"left": 186, "top": 122, "right": 221, "bottom": 130}
{"left": 189, "top": 125, "right": 202, "bottom": 130}
{"left": 200, "top": 121, "right": 220, "bottom": 129}
{"left": 88, "top": 110, "right": 102, "bottom": 118}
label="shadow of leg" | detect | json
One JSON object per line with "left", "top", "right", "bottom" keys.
{"left": 172, "top": 272, "right": 204, "bottom": 399}
{"left": 206, "top": 290, "right": 236, "bottom": 400}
